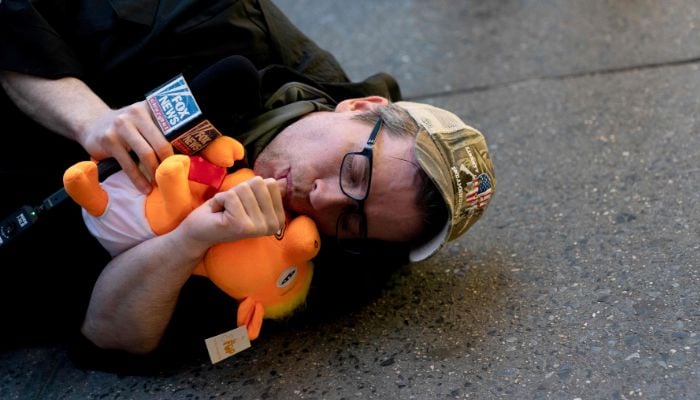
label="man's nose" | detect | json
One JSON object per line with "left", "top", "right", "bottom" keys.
{"left": 309, "top": 178, "right": 356, "bottom": 211}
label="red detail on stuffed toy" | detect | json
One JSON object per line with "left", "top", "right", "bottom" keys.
{"left": 188, "top": 155, "right": 227, "bottom": 190}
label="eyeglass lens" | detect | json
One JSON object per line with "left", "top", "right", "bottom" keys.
{"left": 340, "top": 153, "right": 371, "bottom": 200}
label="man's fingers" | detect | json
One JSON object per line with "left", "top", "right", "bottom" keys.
{"left": 215, "top": 177, "right": 285, "bottom": 237}
{"left": 234, "top": 180, "right": 266, "bottom": 229}
{"left": 111, "top": 147, "right": 151, "bottom": 194}
{"left": 123, "top": 104, "right": 172, "bottom": 184}
{"left": 109, "top": 102, "right": 172, "bottom": 191}
{"left": 247, "top": 177, "right": 285, "bottom": 234}
{"left": 132, "top": 101, "right": 173, "bottom": 161}
{"left": 263, "top": 178, "right": 286, "bottom": 229}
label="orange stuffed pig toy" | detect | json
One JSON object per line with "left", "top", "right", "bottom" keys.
{"left": 63, "top": 136, "right": 320, "bottom": 341}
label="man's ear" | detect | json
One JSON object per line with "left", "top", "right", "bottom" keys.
{"left": 335, "top": 96, "right": 389, "bottom": 112}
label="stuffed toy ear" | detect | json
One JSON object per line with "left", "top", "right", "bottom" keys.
{"left": 198, "top": 136, "right": 245, "bottom": 167}
{"left": 237, "top": 298, "right": 265, "bottom": 341}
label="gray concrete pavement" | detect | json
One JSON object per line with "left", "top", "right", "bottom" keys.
{"left": 2, "top": 1, "right": 699, "bottom": 399}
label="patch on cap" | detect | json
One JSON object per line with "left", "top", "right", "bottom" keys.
{"left": 395, "top": 102, "right": 495, "bottom": 262}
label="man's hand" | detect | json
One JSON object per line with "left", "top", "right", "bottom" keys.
{"left": 183, "top": 176, "right": 287, "bottom": 246}
{"left": 78, "top": 101, "right": 173, "bottom": 194}
{"left": 0, "top": 72, "right": 171, "bottom": 194}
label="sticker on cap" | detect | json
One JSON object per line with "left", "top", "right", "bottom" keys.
{"left": 465, "top": 173, "right": 493, "bottom": 212}
{"left": 452, "top": 155, "right": 493, "bottom": 224}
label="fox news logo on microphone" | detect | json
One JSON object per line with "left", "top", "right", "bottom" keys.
{"left": 146, "top": 74, "right": 202, "bottom": 136}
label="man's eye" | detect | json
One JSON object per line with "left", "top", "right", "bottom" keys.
{"left": 341, "top": 154, "right": 370, "bottom": 200}
{"left": 341, "top": 156, "right": 358, "bottom": 186}
{"left": 348, "top": 156, "right": 367, "bottom": 185}
{"left": 342, "top": 157, "right": 356, "bottom": 182}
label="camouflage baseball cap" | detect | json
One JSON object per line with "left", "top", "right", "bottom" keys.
{"left": 394, "top": 102, "right": 496, "bottom": 262}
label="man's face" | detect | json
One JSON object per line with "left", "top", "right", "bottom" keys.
{"left": 253, "top": 98, "right": 424, "bottom": 243}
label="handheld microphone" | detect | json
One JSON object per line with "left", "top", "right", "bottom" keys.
{"left": 0, "top": 55, "right": 261, "bottom": 247}
{"left": 97, "top": 55, "right": 261, "bottom": 180}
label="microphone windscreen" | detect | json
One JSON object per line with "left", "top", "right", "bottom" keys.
{"left": 188, "top": 55, "right": 262, "bottom": 135}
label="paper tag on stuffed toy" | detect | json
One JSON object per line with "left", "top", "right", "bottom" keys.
{"left": 204, "top": 326, "right": 251, "bottom": 364}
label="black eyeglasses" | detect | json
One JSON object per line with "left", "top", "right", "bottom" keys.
{"left": 335, "top": 119, "right": 383, "bottom": 248}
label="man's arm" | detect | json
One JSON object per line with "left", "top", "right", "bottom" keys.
{"left": 81, "top": 176, "right": 287, "bottom": 354}
{"left": 0, "top": 71, "right": 109, "bottom": 142}
{"left": 0, "top": 71, "right": 172, "bottom": 193}
{"left": 81, "top": 225, "right": 209, "bottom": 354}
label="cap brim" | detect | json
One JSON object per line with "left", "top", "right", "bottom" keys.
{"left": 409, "top": 130, "right": 456, "bottom": 262}
{"left": 408, "top": 222, "right": 449, "bottom": 262}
